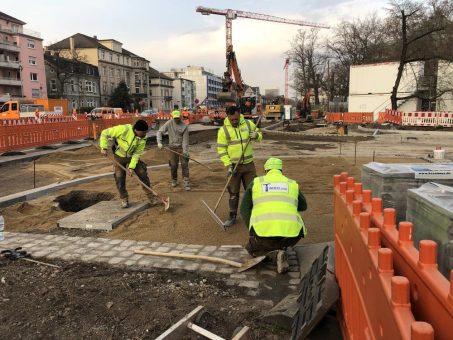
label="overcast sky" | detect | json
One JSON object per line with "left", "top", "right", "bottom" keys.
{"left": 6, "top": 0, "right": 389, "bottom": 96}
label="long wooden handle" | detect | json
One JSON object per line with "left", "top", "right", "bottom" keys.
{"left": 163, "top": 147, "right": 213, "bottom": 171}
{"left": 134, "top": 250, "right": 242, "bottom": 268}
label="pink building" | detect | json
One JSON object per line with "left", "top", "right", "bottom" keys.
{"left": 0, "top": 12, "right": 47, "bottom": 101}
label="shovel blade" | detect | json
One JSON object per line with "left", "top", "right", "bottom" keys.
{"left": 238, "top": 255, "right": 266, "bottom": 272}
{"left": 201, "top": 200, "right": 225, "bottom": 231}
{"left": 162, "top": 196, "right": 170, "bottom": 211}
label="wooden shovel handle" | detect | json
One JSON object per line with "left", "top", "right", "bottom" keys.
{"left": 134, "top": 249, "right": 242, "bottom": 268}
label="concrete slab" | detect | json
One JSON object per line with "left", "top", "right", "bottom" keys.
{"left": 57, "top": 201, "right": 150, "bottom": 231}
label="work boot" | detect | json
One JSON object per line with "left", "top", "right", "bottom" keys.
{"left": 183, "top": 178, "right": 191, "bottom": 191}
{"left": 121, "top": 198, "right": 129, "bottom": 209}
{"left": 276, "top": 250, "right": 289, "bottom": 274}
{"left": 223, "top": 213, "right": 237, "bottom": 228}
{"left": 171, "top": 179, "right": 178, "bottom": 187}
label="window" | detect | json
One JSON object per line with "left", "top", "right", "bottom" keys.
{"left": 30, "top": 73, "right": 38, "bottom": 81}
{"left": 110, "top": 68, "right": 114, "bottom": 76}
{"left": 135, "top": 86, "right": 140, "bottom": 94}
{"left": 117, "top": 55, "right": 120, "bottom": 63}
{"left": 85, "top": 80, "right": 93, "bottom": 92}
{"left": 101, "top": 50, "right": 105, "bottom": 59}
{"left": 102, "top": 67, "right": 106, "bottom": 76}
{"left": 109, "top": 53, "right": 112, "bottom": 62}
{"left": 103, "top": 81, "right": 107, "bottom": 92}
{"left": 70, "top": 80, "right": 75, "bottom": 92}
{"left": 28, "top": 56, "right": 36, "bottom": 65}
{"left": 50, "top": 79, "right": 57, "bottom": 91}
{"left": 72, "top": 100, "right": 77, "bottom": 109}
{"left": 31, "top": 89, "right": 39, "bottom": 98}
{"left": 12, "top": 103, "right": 17, "bottom": 110}
{"left": 27, "top": 40, "right": 35, "bottom": 49}
{"left": 87, "top": 67, "right": 92, "bottom": 75}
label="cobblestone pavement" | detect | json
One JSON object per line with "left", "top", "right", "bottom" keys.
{"left": 0, "top": 232, "right": 301, "bottom": 299}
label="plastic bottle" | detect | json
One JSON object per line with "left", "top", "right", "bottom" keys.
{"left": 0, "top": 215, "right": 4, "bottom": 241}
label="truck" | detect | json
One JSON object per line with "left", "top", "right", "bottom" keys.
{"left": 0, "top": 98, "right": 68, "bottom": 120}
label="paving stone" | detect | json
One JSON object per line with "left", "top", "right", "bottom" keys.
{"left": 136, "top": 241, "right": 151, "bottom": 246}
{"left": 61, "top": 253, "right": 82, "bottom": 261}
{"left": 216, "top": 267, "right": 235, "bottom": 274}
{"left": 32, "top": 249, "right": 55, "bottom": 258}
{"left": 184, "top": 263, "right": 200, "bottom": 271}
{"left": 162, "top": 243, "right": 177, "bottom": 248}
{"left": 129, "top": 254, "right": 144, "bottom": 261}
{"left": 155, "top": 247, "right": 171, "bottom": 253}
{"left": 289, "top": 266, "right": 299, "bottom": 272}
{"left": 199, "top": 263, "right": 217, "bottom": 272}
{"left": 112, "top": 246, "right": 129, "bottom": 252}
{"left": 225, "top": 279, "right": 238, "bottom": 286}
{"left": 230, "top": 273, "right": 247, "bottom": 280}
{"left": 124, "top": 259, "right": 139, "bottom": 266}
{"left": 150, "top": 242, "right": 162, "bottom": 247}
{"left": 99, "top": 250, "right": 118, "bottom": 257}
{"left": 87, "top": 242, "right": 103, "bottom": 248}
{"left": 108, "top": 239, "right": 123, "bottom": 245}
{"left": 287, "top": 272, "right": 301, "bottom": 279}
{"left": 97, "top": 244, "right": 114, "bottom": 251}
{"left": 167, "top": 260, "right": 186, "bottom": 270}
{"left": 220, "top": 245, "right": 243, "bottom": 249}
{"left": 22, "top": 242, "right": 39, "bottom": 248}
{"left": 202, "top": 245, "right": 218, "bottom": 252}
{"left": 239, "top": 280, "right": 260, "bottom": 289}
{"left": 186, "top": 244, "right": 203, "bottom": 249}
{"left": 176, "top": 244, "right": 187, "bottom": 250}
{"left": 198, "top": 252, "right": 214, "bottom": 257}
{"left": 80, "top": 254, "right": 98, "bottom": 262}
{"left": 108, "top": 257, "right": 127, "bottom": 265}
{"left": 72, "top": 247, "right": 90, "bottom": 254}
{"left": 246, "top": 290, "right": 259, "bottom": 297}
{"left": 120, "top": 240, "right": 136, "bottom": 247}
{"left": 118, "top": 251, "right": 134, "bottom": 258}
{"left": 137, "top": 258, "right": 156, "bottom": 267}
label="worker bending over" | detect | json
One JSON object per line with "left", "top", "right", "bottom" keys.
{"left": 240, "top": 158, "right": 307, "bottom": 274}
{"left": 217, "top": 105, "right": 263, "bottom": 227}
{"left": 157, "top": 110, "right": 191, "bottom": 191}
{"left": 99, "top": 119, "right": 158, "bottom": 208}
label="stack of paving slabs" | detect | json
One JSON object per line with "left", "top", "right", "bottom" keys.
{"left": 406, "top": 182, "right": 453, "bottom": 278}
{"left": 362, "top": 162, "right": 453, "bottom": 223}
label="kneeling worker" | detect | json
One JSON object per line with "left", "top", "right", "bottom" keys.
{"left": 240, "top": 157, "right": 307, "bottom": 273}
{"left": 99, "top": 119, "right": 158, "bottom": 208}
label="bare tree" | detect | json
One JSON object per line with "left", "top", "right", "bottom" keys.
{"left": 289, "top": 28, "right": 327, "bottom": 105}
{"left": 388, "top": 0, "right": 453, "bottom": 109}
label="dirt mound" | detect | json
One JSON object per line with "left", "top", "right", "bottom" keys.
{"left": 15, "top": 202, "right": 39, "bottom": 214}
{"left": 54, "top": 190, "right": 115, "bottom": 212}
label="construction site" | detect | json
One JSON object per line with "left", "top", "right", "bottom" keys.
{"left": 2, "top": 3, "right": 453, "bottom": 340}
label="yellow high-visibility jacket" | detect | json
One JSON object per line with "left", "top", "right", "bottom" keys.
{"left": 249, "top": 169, "right": 306, "bottom": 237}
{"left": 217, "top": 114, "right": 262, "bottom": 167}
{"left": 99, "top": 124, "right": 146, "bottom": 169}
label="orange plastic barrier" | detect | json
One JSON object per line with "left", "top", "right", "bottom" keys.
{"left": 334, "top": 173, "right": 453, "bottom": 340}
{"left": 325, "top": 112, "right": 373, "bottom": 124}
{"left": 325, "top": 112, "right": 343, "bottom": 123}
{"left": 0, "top": 116, "right": 156, "bottom": 153}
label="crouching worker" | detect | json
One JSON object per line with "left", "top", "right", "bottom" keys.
{"left": 240, "top": 157, "right": 307, "bottom": 273}
{"left": 99, "top": 119, "right": 159, "bottom": 208}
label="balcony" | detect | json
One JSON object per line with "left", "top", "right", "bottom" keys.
{"left": 0, "top": 77, "right": 21, "bottom": 86}
{"left": 164, "top": 96, "right": 172, "bottom": 101}
{"left": 0, "top": 42, "right": 20, "bottom": 53}
{"left": 0, "top": 59, "right": 20, "bottom": 69}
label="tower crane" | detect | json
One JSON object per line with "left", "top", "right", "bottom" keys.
{"left": 196, "top": 6, "right": 329, "bottom": 116}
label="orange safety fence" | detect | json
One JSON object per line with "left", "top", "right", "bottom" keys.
{"left": 325, "top": 112, "right": 373, "bottom": 124}
{"left": 334, "top": 172, "right": 453, "bottom": 340}
{"left": 0, "top": 116, "right": 156, "bottom": 153}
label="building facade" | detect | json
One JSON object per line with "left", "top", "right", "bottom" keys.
{"left": 163, "top": 71, "right": 196, "bottom": 109}
{"left": 167, "top": 66, "right": 222, "bottom": 108}
{"left": 0, "top": 12, "right": 47, "bottom": 101}
{"left": 47, "top": 33, "right": 149, "bottom": 110}
{"left": 149, "top": 67, "right": 174, "bottom": 111}
{"left": 44, "top": 53, "right": 101, "bottom": 111}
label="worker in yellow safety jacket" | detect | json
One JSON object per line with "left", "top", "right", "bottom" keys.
{"left": 217, "top": 105, "right": 263, "bottom": 227}
{"left": 99, "top": 119, "right": 158, "bottom": 208}
{"left": 240, "top": 157, "right": 307, "bottom": 273}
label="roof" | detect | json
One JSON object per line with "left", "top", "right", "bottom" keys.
{"left": 44, "top": 53, "right": 99, "bottom": 76}
{"left": 47, "top": 33, "right": 107, "bottom": 50}
{"left": 149, "top": 67, "right": 173, "bottom": 80}
{"left": 0, "top": 12, "right": 26, "bottom": 25}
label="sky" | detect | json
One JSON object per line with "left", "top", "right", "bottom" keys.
{"left": 5, "top": 0, "right": 389, "bottom": 96}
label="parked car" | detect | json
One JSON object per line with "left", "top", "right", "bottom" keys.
{"left": 140, "top": 108, "right": 158, "bottom": 116}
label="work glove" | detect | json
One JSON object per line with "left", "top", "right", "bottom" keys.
{"left": 228, "top": 165, "right": 237, "bottom": 177}
{"left": 249, "top": 131, "right": 258, "bottom": 139}
{"left": 157, "top": 143, "right": 163, "bottom": 149}
{"left": 183, "top": 152, "right": 190, "bottom": 161}
{"left": 101, "top": 149, "right": 107, "bottom": 157}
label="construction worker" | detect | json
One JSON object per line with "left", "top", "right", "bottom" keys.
{"left": 157, "top": 109, "right": 191, "bottom": 191}
{"left": 240, "top": 157, "right": 307, "bottom": 273}
{"left": 217, "top": 105, "right": 263, "bottom": 227}
{"left": 99, "top": 119, "right": 158, "bottom": 208}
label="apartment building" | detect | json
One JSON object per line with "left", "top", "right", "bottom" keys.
{"left": 47, "top": 33, "right": 150, "bottom": 109}
{"left": 0, "top": 12, "right": 47, "bottom": 101}
{"left": 163, "top": 70, "right": 196, "bottom": 109}
{"left": 149, "top": 67, "right": 174, "bottom": 110}
{"left": 167, "top": 66, "right": 222, "bottom": 108}
{"left": 44, "top": 53, "right": 101, "bottom": 110}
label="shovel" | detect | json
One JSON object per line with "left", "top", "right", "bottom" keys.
{"left": 201, "top": 114, "right": 263, "bottom": 229}
{"left": 92, "top": 142, "right": 170, "bottom": 211}
{"left": 163, "top": 146, "right": 214, "bottom": 172}
{"left": 134, "top": 249, "right": 266, "bottom": 272}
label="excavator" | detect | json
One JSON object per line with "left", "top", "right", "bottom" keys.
{"left": 217, "top": 44, "right": 257, "bottom": 122}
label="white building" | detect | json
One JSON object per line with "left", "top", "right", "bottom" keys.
{"left": 166, "top": 66, "right": 222, "bottom": 108}
{"left": 163, "top": 71, "right": 196, "bottom": 109}
{"left": 348, "top": 61, "right": 422, "bottom": 120}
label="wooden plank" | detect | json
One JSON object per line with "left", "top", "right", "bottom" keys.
{"left": 231, "top": 326, "right": 251, "bottom": 340}
{"left": 155, "top": 305, "right": 204, "bottom": 340}
{"left": 187, "top": 322, "right": 225, "bottom": 340}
